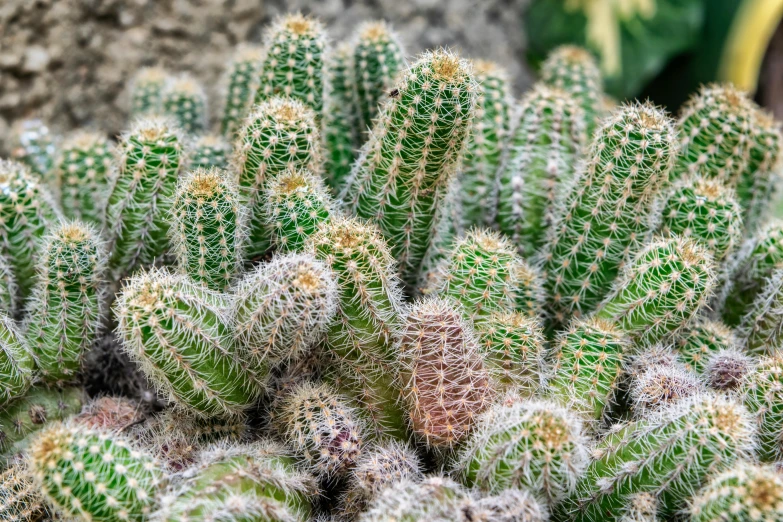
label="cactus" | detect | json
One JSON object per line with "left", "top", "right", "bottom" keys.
{"left": 10, "top": 118, "right": 58, "bottom": 183}
{"left": 618, "top": 493, "right": 659, "bottom": 522}
{"left": 673, "top": 83, "right": 754, "bottom": 184}
{"left": 629, "top": 363, "right": 703, "bottom": 418}
{"left": 74, "top": 396, "right": 145, "bottom": 431}
{"left": 220, "top": 44, "right": 265, "bottom": 138}
{"left": 323, "top": 43, "right": 359, "bottom": 189}
{"left": 352, "top": 21, "right": 405, "bottom": 132}
{"left": 29, "top": 423, "right": 162, "bottom": 522}
{"left": 233, "top": 252, "right": 337, "bottom": 368}
{"left": 548, "top": 317, "right": 629, "bottom": 425}
{"left": 0, "top": 256, "right": 16, "bottom": 316}
{"left": 171, "top": 167, "right": 244, "bottom": 292}
{"left": 189, "top": 134, "right": 231, "bottom": 170}
{"left": 0, "top": 313, "right": 34, "bottom": 407}
{"left": 540, "top": 45, "right": 603, "bottom": 134}
{"left": 595, "top": 236, "right": 716, "bottom": 346}
{"left": 705, "top": 348, "right": 754, "bottom": 392}
{"left": 104, "top": 118, "right": 184, "bottom": 277}
{"left": 541, "top": 103, "right": 676, "bottom": 327}
{"left": 0, "top": 159, "right": 60, "bottom": 305}
{"left": 554, "top": 392, "right": 755, "bottom": 521}
{"left": 495, "top": 84, "right": 586, "bottom": 257}
{"left": 456, "top": 397, "right": 588, "bottom": 504}
{"left": 129, "top": 67, "right": 168, "bottom": 118}
{"left": 739, "top": 267, "right": 783, "bottom": 356}
{"left": 0, "top": 460, "right": 50, "bottom": 522}
{"left": 741, "top": 354, "right": 783, "bottom": 461}
{"left": 675, "top": 318, "right": 738, "bottom": 374}
{"left": 277, "top": 381, "right": 364, "bottom": 477}
{"left": 114, "top": 268, "right": 264, "bottom": 418}
{"left": 265, "top": 167, "right": 335, "bottom": 253}
{"left": 25, "top": 222, "right": 106, "bottom": 385}
{"left": 358, "top": 476, "right": 474, "bottom": 522}
{"left": 343, "top": 49, "right": 478, "bottom": 285}
{"left": 624, "top": 344, "right": 685, "bottom": 386}
{"left": 234, "top": 97, "right": 321, "bottom": 260}
{"left": 417, "top": 176, "right": 463, "bottom": 293}
{"left": 689, "top": 461, "right": 783, "bottom": 522}
{"left": 55, "top": 131, "right": 113, "bottom": 224}
{"left": 399, "top": 297, "right": 494, "bottom": 448}
{"left": 473, "top": 488, "right": 548, "bottom": 522}
{"left": 655, "top": 176, "right": 743, "bottom": 263}
{"left": 254, "top": 13, "right": 326, "bottom": 115}
{"left": 161, "top": 74, "right": 208, "bottom": 135}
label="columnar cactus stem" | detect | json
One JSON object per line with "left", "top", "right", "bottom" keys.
{"left": 416, "top": 176, "right": 463, "bottom": 292}
{"left": 324, "top": 43, "right": 359, "bottom": 189}
{"left": 343, "top": 49, "right": 478, "bottom": 285}
{"left": 114, "top": 268, "right": 264, "bottom": 418}
{"left": 189, "top": 134, "right": 231, "bottom": 170}
{"left": 171, "top": 167, "right": 244, "bottom": 291}
{"left": 0, "top": 313, "right": 34, "bottom": 407}
{"left": 594, "top": 236, "right": 716, "bottom": 346}
{"left": 104, "top": 118, "right": 184, "bottom": 278}
{"left": 741, "top": 354, "right": 783, "bottom": 462}
{"left": 675, "top": 318, "right": 738, "bottom": 374}
{"left": 56, "top": 131, "right": 113, "bottom": 224}
{"left": 29, "top": 423, "right": 162, "bottom": 522}
{"left": 495, "top": 84, "right": 586, "bottom": 256}
{"left": 0, "top": 257, "right": 15, "bottom": 316}
{"left": 233, "top": 253, "right": 337, "bottom": 368}
{"left": 129, "top": 67, "right": 168, "bottom": 118}
{"left": 10, "top": 118, "right": 58, "bottom": 183}
{"left": 25, "top": 222, "right": 106, "bottom": 385}
{"left": 352, "top": 21, "right": 405, "bottom": 132}
{"left": 220, "top": 44, "right": 264, "bottom": 138}
{"left": 540, "top": 45, "right": 603, "bottom": 134}
{"left": 161, "top": 74, "right": 208, "bottom": 135}
{"left": 254, "top": 13, "right": 326, "bottom": 116}
{"left": 234, "top": 97, "right": 321, "bottom": 260}
{"left": 738, "top": 267, "right": 783, "bottom": 356}
{"left": 358, "top": 476, "right": 474, "bottom": 522}
{"left": 540, "top": 103, "right": 676, "bottom": 327}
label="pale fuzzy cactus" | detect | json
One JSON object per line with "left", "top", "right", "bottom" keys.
{"left": 74, "top": 396, "right": 145, "bottom": 431}
{"left": 352, "top": 21, "right": 405, "bottom": 132}
{"left": 741, "top": 354, "right": 783, "bottom": 461}
{"left": 495, "top": 84, "right": 586, "bottom": 257}
{"left": 277, "top": 381, "right": 365, "bottom": 478}
{"left": 416, "top": 176, "right": 464, "bottom": 293}
{"left": 618, "top": 493, "right": 659, "bottom": 522}
{"left": 25, "top": 222, "right": 106, "bottom": 385}
{"left": 129, "top": 67, "right": 169, "bottom": 118}
{"left": 548, "top": 317, "right": 629, "bottom": 425}
{"left": 456, "top": 398, "right": 588, "bottom": 504}
{"left": 343, "top": 49, "right": 478, "bottom": 285}
{"left": 540, "top": 45, "right": 603, "bottom": 134}
{"left": 739, "top": 267, "right": 783, "bottom": 356}
{"left": 675, "top": 318, "right": 738, "bottom": 374}
{"left": 189, "top": 134, "right": 231, "bottom": 170}
{"left": 161, "top": 74, "right": 208, "bottom": 135}
{"left": 595, "top": 236, "right": 716, "bottom": 346}
{"left": 555, "top": 393, "right": 755, "bottom": 521}
{"left": 324, "top": 43, "right": 360, "bottom": 189}
{"left": 233, "top": 252, "right": 337, "bottom": 368}
{"left": 0, "top": 459, "right": 50, "bottom": 522}
{"left": 625, "top": 344, "right": 685, "bottom": 382}
{"left": 541, "top": 103, "right": 676, "bottom": 327}
{"left": 265, "top": 167, "right": 335, "bottom": 252}
{"left": 399, "top": 297, "right": 494, "bottom": 448}
{"left": 629, "top": 363, "right": 703, "bottom": 418}
{"left": 234, "top": 96, "right": 321, "bottom": 259}
{"left": 55, "top": 131, "right": 113, "bottom": 224}
{"left": 689, "top": 461, "right": 783, "bottom": 522}
{"left": 655, "top": 176, "right": 743, "bottom": 263}
{"left": 738, "top": 109, "right": 783, "bottom": 232}
{"left": 357, "top": 476, "right": 474, "bottom": 522}
{"left": 0, "top": 159, "right": 60, "bottom": 305}
{"left": 9, "top": 118, "right": 58, "bottom": 182}
{"left": 220, "top": 44, "right": 265, "bottom": 138}
{"left": 29, "top": 423, "right": 162, "bottom": 522}
{"left": 674, "top": 83, "right": 754, "bottom": 184}
{"left": 0, "top": 313, "right": 34, "bottom": 407}
{"left": 171, "top": 167, "right": 244, "bottom": 291}
{"left": 705, "top": 348, "right": 754, "bottom": 392}
{"left": 114, "top": 268, "right": 265, "bottom": 418}
{"left": 104, "top": 118, "right": 184, "bottom": 277}
{"left": 473, "top": 488, "right": 549, "bottom": 522}
{"left": 254, "top": 13, "right": 326, "bottom": 115}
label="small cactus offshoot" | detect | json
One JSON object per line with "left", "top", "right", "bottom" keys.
{"left": 220, "top": 44, "right": 264, "bottom": 138}
{"left": 540, "top": 45, "right": 603, "bottom": 134}
{"left": 188, "top": 134, "right": 231, "bottom": 171}
{"left": 55, "top": 131, "right": 113, "bottom": 224}
{"left": 129, "top": 67, "right": 169, "bottom": 118}
{"left": 161, "top": 74, "right": 208, "bottom": 134}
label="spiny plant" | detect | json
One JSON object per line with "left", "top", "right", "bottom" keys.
{"left": 352, "top": 20, "right": 405, "bottom": 132}
{"left": 618, "top": 493, "right": 659, "bottom": 522}
{"left": 705, "top": 348, "right": 754, "bottom": 392}
{"left": 9, "top": 118, "right": 58, "bottom": 182}
{"left": 495, "top": 83, "right": 586, "bottom": 258}
{"left": 74, "top": 396, "right": 145, "bottom": 431}
{"left": 343, "top": 48, "right": 478, "bottom": 285}
{"left": 220, "top": 44, "right": 265, "bottom": 138}
{"left": 129, "top": 67, "right": 169, "bottom": 118}
{"left": 234, "top": 96, "right": 321, "bottom": 259}
{"left": 456, "top": 397, "right": 588, "bottom": 504}
{"left": 114, "top": 268, "right": 265, "bottom": 418}
{"left": 28, "top": 422, "right": 162, "bottom": 522}
{"left": 541, "top": 102, "right": 676, "bottom": 327}
{"left": 265, "top": 167, "right": 335, "bottom": 253}
{"left": 594, "top": 236, "right": 715, "bottom": 346}
{"left": 741, "top": 353, "right": 783, "bottom": 462}
{"left": 171, "top": 167, "right": 244, "bottom": 292}
{"left": 473, "top": 488, "right": 548, "bottom": 522}
{"left": 104, "top": 117, "right": 184, "bottom": 278}
{"left": 253, "top": 12, "right": 326, "bottom": 115}
{"left": 0, "top": 313, "right": 34, "bottom": 407}
{"left": 688, "top": 461, "right": 783, "bottom": 522}
{"left": 416, "top": 176, "right": 464, "bottom": 293}
{"left": 629, "top": 363, "right": 703, "bottom": 418}
{"left": 458, "top": 60, "right": 512, "bottom": 230}
{"left": 624, "top": 344, "right": 686, "bottom": 387}
{"left": 324, "top": 43, "right": 359, "bottom": 189}
{"left": 675, "top": 318, "right": 739, "bottom": 374}
{"left": 738, "top": 267, "right": 783, "bottom": 356}
{"left": 399, "top": 297, "right": 494, "bottom": 448}
{"left": 0, "top": 256, "right": 15, "bottom": 316}
{"left": 554, "top": 392, "right": 755, "bottom": 521}
{"left": 233, "top": 252, "right": 338, "bottom": 369}
{"left": 0, "top": 460, "right": 49, "bottom": 522}
{"left": 161, "top": 74, "right": 208, "bottom": 134}
{"left": 25, "top": 221, "right": 106, "bottom": 385}
{"left": 189, "top": 134, "right": 231, "bottom": 170}
{"left": 55, "top": 130, "right": 113, "bottom": 224}
{"left": 357, "top": 476, "right": 474, "bottom": 522}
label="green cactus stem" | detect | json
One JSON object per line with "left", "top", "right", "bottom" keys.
{"left": 416, "top": 176, "right": 463, "bottom": 293}
{"left": 323, "top": 43, "right": 359, "bottom": 189}
{"left": 0, "top": 257, "right": 16, "bottom": 317}
{"left": 675, "top": 318, "right": 739, "bottom": 374}
{"left": 0, "top": 313, "right": 34, "bottom": 408}
{"left": 129, "top": 67, "right": 169, "bottom": 118}
{"left": 56, "top": 131, "right": 113, "bottom": 225}
{"left": 221, "top": 44, "right": 265, "bottom": 138}
{"left": 739, "top": 267, "right": 783, "bottom": 356}
{"left": 10, "top": 118, "right": 58, "bottom": 184}
{"left": 161, "top": 74, "right": 208, "bottom": 135}
{"left": 189, "top": 134, "right": 231, "bottom": 171}
{"left": 741, "top": 353, "right": 783, "bottom": 462}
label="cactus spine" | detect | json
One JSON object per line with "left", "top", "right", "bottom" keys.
{"left": 104, "top": 118, "right": 184, "bottom": 277}
{"left": 358, "top": 476, "right": 474, "bottom": 522}
{"left": 0, "top": 313, "right": 34, "bottom": 407}
{"left": 675, "top": 318, "right": 738, "bottom": 374}
{"left": 704, "top": 348, "right": 753, "bottom": 392}
{"left": 220, "top": 44, "right": 264, "bottom": 138}
{"left": 129, "top": 67, "right": 168, "bottom": 118}
{"left": 417, "top": 176, "right": 463, "bottom": 292}
{"left": 324, "top": 43, "right": 360, "bottom": 189}
{"left": 0, "top": 256, "right": 15, "bottom": 316}
{"left": 741, "top": 354, "right": 783, "bottom": 461}
{"left": 738, "top": 109, "right": 783, "bottom": 232}
{"left": 739, "top": 267, "right": 783, "bottom": 356}
{"left": 171, "top": 167, "right": 244, "bottom": 291}
{"left": 495, "top": 84, "right": 586, "bottom": 256}
{"left": 114, "top": 268, "right": 264, "bottom": 418}
{"left": 25, "top": 222, "right": 106, "bottom": 385}
{"left": 343, "top": 49, "right": 478, "bottom": 285}
{"left": 629, "top": 363, "right": 703, "bottom": 417}
{"left": 161, "top": 74, "right": 208, "bottom": 135}
{"left": 541, "top": 103, "right": 676, "bottom": 326}
{"left": 0, "top": 461, "right": 49, "bottom": 522}
{"left": 189, "top": 134, "right": 231, "bottom": 170}
{"left": 474, "top": 488, "right": 548, "bottom": 522}
{"left": 10, "top": 118, "right": 58, "bottom": 183}
{"left": 56, "top": 131, "right": 113, "bottom": 224}
{"left": 540, "top": 45, "right": 603, "bottom": 134}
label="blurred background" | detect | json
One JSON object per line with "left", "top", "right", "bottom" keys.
{"left": 1, "top": 0, "right": 782, "bottom": 147}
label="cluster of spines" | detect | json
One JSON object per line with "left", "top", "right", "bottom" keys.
{"left": 738, "top": 267, "right": 783, "bottom": 356}
{"left": 0, "top": 459, "right": 49, "bottom": 522}
{"left": 357, "top": 476, "right": 474, "bottom": 522}
{"left": 0, "top": 313, "right": 34, "bottom": 407}
{"left": 188, "top": 134, "right": 231, "bottom": 170}
{"left": 129, "top": 67, "right": 169, "bottom": 118}
{"left": 220, "top": 44, "right": 264, "bottom": 138}
{"left": 740, "top": 353, "right": 783, "bottom": 462}
{"left": 704, "top": 347, "right": 753, "bottom": 392}
{"left": 323, "top": 43, "right": 360, "bottom": 189}
{"left": 629, "top": 362, "right": 703, "bottom": 418}
{"left": 161, "top": 74, "right": 208, "bottom": 134}
{"left": 55, "top": 131, "right": 113, "bottom": 224}
{"left": 416, "top": 175, "right": 464, "bottom": 292}
{"left": 675, "top": 318, "right": 739, "bottom": 374}
{"left": 10, "top": 118, "right": 58, "bottom": 184}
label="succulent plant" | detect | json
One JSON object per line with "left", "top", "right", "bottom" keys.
{"left": 357, "top": 476, "right": 474, "bottom": 522}
{"left": 9, "top": 118, "right": 58, "bottom": 184}
{"left": 741, "top": 353, "right": 783, "bottom": 462}
{"left": 0, "top": 256, "right": 16, "bottom": 317}
{"left": 188, "top": 134, "right": 231, "bottom": 170}
{"left": 129, "top": 67, "right": 168, "bottom": 118}
{"left": 705, "top": 348, "right": 754, "bottom": 392}
{"left": 0, "top": 459, "right": 50, "bottom": 522}
{"left": 473, "top": 488, "right": 549, "bottom": 522}
{"left": 55, "top": 131, "right": 113, "bottom": 224}
{"left": 220, "top": 44, "right": 264, "bottom": 138}
{"left": 674, "top": 318, "right": 739, "bottom": 374}
{"left": 629, "top": 363, "right": 703, "bottom": 418}
{"left": 161, "top": 74, "right": 208, "bottom": 134}
{"left": 540, "top": 45, "right": 603, "bottom": 134}
{"left": 0, "top": 312, "right": 34, "bottom": 408}
{"left": 74, "top": 396, "right": 145, "bottom": 431}
{"left": 323, "top": 43, "right": 359, "bottom": 189}
{"left": 416, "top": 176, "right": 463, "bottom": 293}
{"left": 738, "top": 267, "right": 783, "bottom": 356}
{"left": 618, "top": 493, "right": 659, "bottom": 522}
